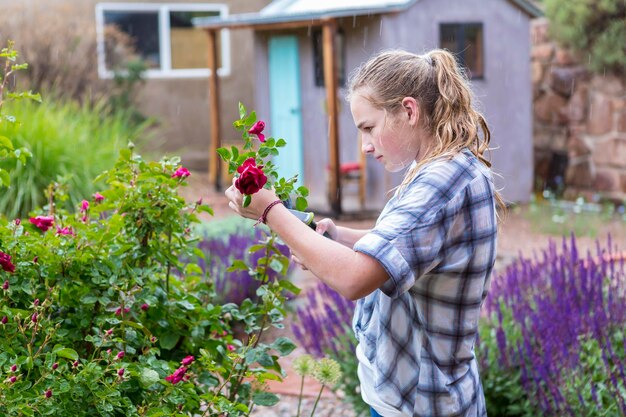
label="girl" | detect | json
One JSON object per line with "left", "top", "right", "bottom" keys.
{"left": 225, "top": 49, "right": 501, "bottom": 417}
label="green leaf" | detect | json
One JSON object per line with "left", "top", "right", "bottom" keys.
{"left": 53, "top": 347, "right": 79, "bottom": 361}
{"left": 295, "top": 197, "right": 308, "bottom": 211}
{"left": 278, "top": 280, "right": 301, "bottom": 296}
{"left": 227, "top": 260, "right": 249, "bottom": 272}
{"left": 176, "top": 300, "right": 196, "bottom": 310}
{"left": 80, "top": 294, "right": 98, "bottom": 304}
{"left": 139, "top": 368, "right": 160, "bottom": 387}
{"left": 243, "top": 194, "right": 252, "bottom": 208}
{"left": 11, "top": 63, "right": 28, "bottom": 71}
{"left": 275, "top": 138, "right": 287, "bottom": 147}
{"left": 252, "top": 391, "right": 280, "bottom": 407}
{"left": 271, "top": 337, "right": 297, "bottom": 356}
{"left": 0, "top": 169, "right": 10, "bottom": 187}
{"left": 216, "top": 147, "right": 231, "bottom": 161}
{"left": 231, "top": 146, "right": 239, "bottom": 160}
{"left": 160, "top": 333, "right": 180, "bottom": 350}
{"left": 269, "top": 258, "right": 285, "bottom": 274}
{"left": 297, "top": 186, "right": 309, "bottom": 197}
{"left": 244, "top": 111, "right": 257, "bottom": 126}
{"left": 238, "top": 102, "right": 246, "bottom": 119}
{"left": 0, "top": 135, "right": 14, "bottom": 150}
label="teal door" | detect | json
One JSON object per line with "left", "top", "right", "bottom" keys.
{"left": 268, "top": 36, "right": 304, "bottom": 186}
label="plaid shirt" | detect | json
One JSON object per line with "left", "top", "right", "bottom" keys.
{"left": 353, "top": 148, "right": 497, "bottom": 417}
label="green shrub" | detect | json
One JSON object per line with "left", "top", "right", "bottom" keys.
{"left": 0, "top": 98, "right": 151, "bottom": 218}
{"left": 544, "top": 0, "right": 626, "bottom": 75}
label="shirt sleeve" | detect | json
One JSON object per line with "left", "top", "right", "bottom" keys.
{"left": 353, "top": 179, "right": 447, "bottom": 298}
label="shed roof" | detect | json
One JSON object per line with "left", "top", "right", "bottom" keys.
{"left": 193, "top": 0, "right": 543, "bottom": 29}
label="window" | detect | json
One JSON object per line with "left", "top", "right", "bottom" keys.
{"left": 312, "top": 29, "right": 346, "bottom": 87}
{"left": 440, "top": 23, "right": 484, "bottom": 79}
{"left": 96, "top": 3, "right": 230, "bottom": 78}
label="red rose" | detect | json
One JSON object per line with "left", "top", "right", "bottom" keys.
{"left": 0, "top": 252, "right": 15, "bottom": 273}
{"left": 248, "top": 120, "right": 266, "bottom": 142}
{"left": 29, "top": 216, "right": 54, "bottom": 232}
{"left": 235, "top": 158, "right": 267, "bottom": 195}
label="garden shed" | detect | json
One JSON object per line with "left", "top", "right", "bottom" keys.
{"left": 195, "top": 0, "right": 542, "bottom": 214}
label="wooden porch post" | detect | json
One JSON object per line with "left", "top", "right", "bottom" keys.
{"left": 322, "top": 18, "right": 341, "bottom": 215}
{"left": 206, "top": 29, "right": 222, "bottom": 190}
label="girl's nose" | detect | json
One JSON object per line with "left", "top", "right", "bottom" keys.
{"left": 361, "top": 142, "right": 375, "bottom": 154}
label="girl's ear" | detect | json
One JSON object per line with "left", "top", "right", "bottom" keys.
{"left": 400, "top": 97, "right": 419, "bottom": 127}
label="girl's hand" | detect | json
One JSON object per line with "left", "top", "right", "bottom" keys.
{"left": 224, "top": 179, "right": 278, "bottom": 221}
{"left": 314, "top": 218, "right": 338, "bottom": 240}
{"left": 291, "top": 254, "right": 308, "bottom": 270}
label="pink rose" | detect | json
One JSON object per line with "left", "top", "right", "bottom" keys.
{"left": 56, "top": 226, "right": 74, "bottom": 236}
{"left": 80, "top": 200, "right": 89, "bottom": 212}
{"left": 235, "top": 158, "right": 267, "bottom": 195}
{"left": 172, "top": 167, "right": 191, "bottom": 179}
{"left": 248, "top": 120, "right": 266, "bottom": 142}
{"left": 29, "top": 216, "right": 54, "bottom": 232}
{"left": 116, "top": 351, "right": 125, "bottom": 360}
{"left": 93, "top": 192, "right": 105, "bottom": 202}
{"left": 2, "top": 279, "right": 8, "bottom": 289}
{"left": 165, "top": 366, "right": 188, "bottom": 384}
{"left": 140, "top": 303, "right": 149, "bottom": 311}
{"left": 181, "top": 355, "right": 194, "bottom": 366}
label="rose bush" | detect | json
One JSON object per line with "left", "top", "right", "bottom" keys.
{"left": 1, "top": 45, "right": 302, "bottom": 416}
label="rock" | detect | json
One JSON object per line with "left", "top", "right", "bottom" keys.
{"left": 567, "top": 134, "right": 592, "bottom": 158}
{"left": 565, "top": 158, "right": 593, "bottom": 188}
{"left": 554, "top": 48, "right": 578, "bottom": 66}
{"left": 534, "top": 92, "right": 568, "bottom": 125}
{"left": 618, "top": 108, "right": 626, "bottom": 133}
{"left": 592, "top": 137, "right": 626, "bottom": 168}
{"left": 593, "top": 168, "right": 621, "bottom": 192}
{"left": 550, "top": 66, "right": 588, "bottom": 98}
{"left": 530, "top": 18, "right": 550, "bottom": 45}
{"left": 590, "top": 75, "right": 625, "bottom": 95}
{"left": 534, "top": 126, "right": 567, "bottom": 150}
{"left": 566, "top": 85, "right": 588, "bottom": 123}
{"left": 587, "top": 93, "right": 614, "bottom": 136}
{"left": 531, "top": 43, "right": 555, "bottom": 63}
{"left": 532, "top": 61, "right": 544, "bottom": 85}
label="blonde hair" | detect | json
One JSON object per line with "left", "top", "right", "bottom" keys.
{"left": 347, "top": 49, "right": 506, "bottom": 211}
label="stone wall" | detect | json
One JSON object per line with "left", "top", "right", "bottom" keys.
{"left": 531, "top": 18, "right": 626, "bottom": 203}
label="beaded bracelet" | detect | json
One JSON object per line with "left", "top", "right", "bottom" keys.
{"left": 254, "top": 199, "right": 283, "bottom": 226}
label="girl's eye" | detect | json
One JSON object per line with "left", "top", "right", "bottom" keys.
{"left": 363, "top": 127, "right": 373, "bottom": 133}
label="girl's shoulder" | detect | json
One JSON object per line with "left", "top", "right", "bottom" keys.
{"left": 415, "top": 147, "right": 487, "bottom": 183}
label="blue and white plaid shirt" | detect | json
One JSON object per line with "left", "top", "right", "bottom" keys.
{"left": 353, "top": 148, "right": 497, "bottom": 417}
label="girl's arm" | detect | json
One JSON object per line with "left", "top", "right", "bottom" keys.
{"left": 225, "top": 187, "right": 387, "bottom": 300}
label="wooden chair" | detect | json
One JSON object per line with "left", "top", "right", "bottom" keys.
{"left": 328, "top": 133, "right": 366, "bottom": 210}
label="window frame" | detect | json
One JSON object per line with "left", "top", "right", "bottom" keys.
{"left": 95, "top": 2, "right": 230, "bottom": 79}
{"left": 439, "top": 22, "right": 484, "bottom": 80}
{"left": 312, "top": 28, "right": 346, "bottom": 88}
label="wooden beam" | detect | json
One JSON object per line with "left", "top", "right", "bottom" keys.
{"left": 206, "top": 29, "right": 222, "bottom": 190}
{"left": 198, "top": 19, "right": 324, "bottom": 32}
{"left": 322, "top": 19, "right": 341, "bottom": 215}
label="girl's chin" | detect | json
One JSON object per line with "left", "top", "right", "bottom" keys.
{"left": 384, "top": 160, "right": 413, "bottom": 173}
